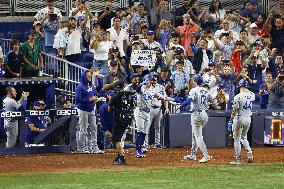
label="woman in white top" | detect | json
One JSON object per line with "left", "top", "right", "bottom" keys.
{"left": 204, "top": 0, "right": 226, "bottom": 32}
{"left": 90, "top": 31, "right": 113, "bottom": 76}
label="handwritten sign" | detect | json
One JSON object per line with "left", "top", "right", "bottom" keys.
{"left": 131, "top": 50, "right": 156, "bottom": 66}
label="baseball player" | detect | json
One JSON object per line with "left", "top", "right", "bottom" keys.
{"left": 134, "top": 75, "right": 155, "bottom": 158}
{"left": 184, "top": 74, "right": 215, "bottom": 163}
{"left": 230, "top": 79, "right": 255, "bottom": 165}
{"left": 75, "top": 70, "right": 104, "bottom": 154}
{"left": 146, "top": 72, "right": 169, "bottom": 148}
{"left": 2, "top": 86, "right": 29, "bottom": 148}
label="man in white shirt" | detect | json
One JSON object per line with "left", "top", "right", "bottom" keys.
{"left": 65, "top": 10, "right": 89, "bottom": 63}
{"left": 215, "top": 20, "right": 239, "bottom": 41}
{"left": 34, "top": 0, "right": 62, "bottom": 21}
{"left": 69, "top": 0, "right": 93, "bottom": 29}
{"left": 107, "top": 17, "right": 128, "bottom": 58}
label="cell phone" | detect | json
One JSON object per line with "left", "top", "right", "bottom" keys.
{"left": 106, "top": 7, "right": 110, "bottom": 11}
{"left": 133, "top": 35, "right": 139, "bottom": 41}
{"left": 222, "top": 32, "right": 229, "bottom": 37}
{"left": 49, "top": 13, "right": 57, "bottom": 21}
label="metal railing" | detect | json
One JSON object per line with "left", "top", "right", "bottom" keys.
{"left": 0, "top": 38, "right": 87, "bottom": 104}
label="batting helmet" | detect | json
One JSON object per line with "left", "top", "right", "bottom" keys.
{"left": 193, "top": 74, "right": 204, "bottom": 85}
{"left": 239, "top": 79, "right": 249, "bottom": 88}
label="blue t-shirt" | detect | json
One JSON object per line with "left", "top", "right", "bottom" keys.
{"left": 25, "top": 116, "right": 46, "bottom": 144}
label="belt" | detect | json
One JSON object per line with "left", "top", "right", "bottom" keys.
{"left": 140, "top": 108, "right": 150, "bottom": 113}
{"left": 152, "top": 106, "right": 160, "bottom": 109}
{"left": 192, "top": 109, "right": 206, "bottom": 112}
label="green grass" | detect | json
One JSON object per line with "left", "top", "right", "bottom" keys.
{"left": 0, "top": 163, "right": 284, "bottom": 189}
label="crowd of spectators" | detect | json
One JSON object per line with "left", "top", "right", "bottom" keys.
{"left": 1, "top": 0, "right": 284, "bottom": 110}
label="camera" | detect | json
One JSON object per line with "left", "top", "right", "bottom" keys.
{"left": 133, "top": 35, "right": 139, "bottom": 41}
{"left": 49, "top": 13, "right": 57, "bottom": 21}
{"left": 106, "top": 7, "right": 110, "bottom": 11}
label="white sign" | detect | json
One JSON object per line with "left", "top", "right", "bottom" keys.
{"left": 131, "top": 50, "right": 156, "bottom": 66}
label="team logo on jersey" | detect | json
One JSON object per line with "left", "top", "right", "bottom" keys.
{"left": 87, "top": 86, "right": 93, "bottom": 92}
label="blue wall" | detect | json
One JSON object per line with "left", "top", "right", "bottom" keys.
{"left": 0, "top": 22, "right": 33, "bottom": 42}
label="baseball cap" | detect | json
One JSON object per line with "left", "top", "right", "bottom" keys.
{"left": 147, "top": 30, "right": 155, "bottom": 35}
{"left": 110, "top": 60, "right": 118, "bottom": 67}
{"left": 183, "top": 13, "right": 191, "bottom": 18}
{"left": 249, "top": 23, "right": 258, "bottom": 29}
{"left": 250, "top": 0, "right": 258, "bottom": 5}
{"left": 33, "top": 100, "right": 45, "bottom": 108}
{"left": 239, "top": 79, "right": 249, "bottom": 88}
{"left": 106, "top": 90, "right": 116, "bottom": 96}
{"left": 193, "top": 74, "right": 204, "bottom": 85}
{"left": 217, "top": 83, "right": 225, "bottom": 90}
{"left": 161, "top": 66, "right": 169, "bottom": 72}
{"left": 137, "top": 3, "right": 145, "bottom": 7}
{"left": 27, "top": 29, "right": 35, "bottom": 36}
{"left": 33, "top": 21, "right": 41, "bottom": 26}
{"left": 130, "top": 73, "right": 140, "bottom": 80}
{"left": 69, "top": 16, "right": 77, "bottom": 21}
{"left": 115, "top": 80, "right": 125, "bottom": 90}
{"left": 208, "top": 59, "right": 215, "bottom": 67}
{"left": 254, "top": 40, "right": 264, "bottom": 47}
{"left": 112, "top": 47, "right": 120, "bottom": 53}
{"left": 116, "top": 6, "right": 123, "bottom": 12}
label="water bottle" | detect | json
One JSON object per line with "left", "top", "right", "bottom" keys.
{"left": 227, "top": 119, "right": 233, "bottom": 146}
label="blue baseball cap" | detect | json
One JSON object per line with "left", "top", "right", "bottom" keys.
{"left": 106, "top": 90, "right": 116, "bottom": 96}
{"left": 147, "top": 30, "right": 155, "bottom": 35}
{"left": 254, "top": 40, "right": 263, "bottom": 47}
{"left": 130, "top": 73, "right": 140, "bottom": 80}
{"left": 239, "top": 79, "right": 249, "bottom": 88}
{"left": 193, "top": 74, "right": 204, "bottom": 85}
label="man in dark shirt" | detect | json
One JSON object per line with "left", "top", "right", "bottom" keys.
{"left": 103, "top": 60, "right": 126, "bottom": 92}
{"left": 3, "top": 39, "right": 24, "bottom": 78}
{"left": 108, "top": 81, "right": 135, "bottom": 165}
{"left": 173, "top": 0, "right": 191, "bottom": 26}
{"left": 268, "top": 71, "right": 284, "bottom": 109}
{"left": 98, "top": 0, "right": 116, "bottom": 30}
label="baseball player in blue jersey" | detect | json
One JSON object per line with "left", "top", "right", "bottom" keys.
{"left": 230, "top": 79, "right": 255, "bottom": 165}
{"left": 184, "top": 74, "right": 215, "bottom": 163}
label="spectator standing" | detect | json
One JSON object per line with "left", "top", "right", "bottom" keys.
{"left": 107, "top": 17, "right": 128, "bottom": 58}
{"left": 177, "top": 14, "right": 201, "bottom": 59}
{"left": 98, "top": 0, "right": 116, "bottom": 30}
{"left": 64, "top": 11, "right": 89, "bottom": 63}
{"left": 268, "top": 71, "right": 284, "bottom": 109}
{"left": 173, "top": 0, "right": 191, "bottom": 26}
{"left": 90, "top": 31, "right": 113, "bottom": 76}
{"left": 103, "top": 61, "right": 126, "bottom": 92}
{"left": 34, "top": 0, "right": 62, "bottom": 22}
{"left": 269, "top": 0, "right": 284, "bottom": 18}
{"left": 3, "top": 87, "right": 29, "bottom": 147}
{"left": 69, "top": 0, "right": 94, "bottom": 29}
{"left": 156, "top": 0, "right": 175, "bottom": 26}
{"left": 259, "top": 72, "right": 273, "bottom": 109}
{"left": 21, "top": 30, "right": 43, "bottom": 77}
{"left": 204, "top": 0, "right": 226, "bottom": 31}
{"left": 3, "top": 39, "right": 24, "bottom": 78}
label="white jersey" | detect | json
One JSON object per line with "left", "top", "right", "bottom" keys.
{"left": 189, "top": 86, "right": 214, "bottom": 111}
{"left": 151, "top": 84, "right": 166, "bottom": 107}
{"left": 233, "top": 91, "right": 255, "bottom": 116}
{"left": 3, "top": 96, "right": 21, "bottom": 123}
{"left": 137, "top": 85, "right": 154, "bottom": 111}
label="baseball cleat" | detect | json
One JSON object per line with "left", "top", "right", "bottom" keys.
{"left": 142, "top": 146, "right": 149, "bottom": 153}
{"left": 153, "top": 144, "right": 163, "bottom": 149}
{"left": 80, "top": 150, "right": 91, "bottom": 154}
{"left": 112, "top": 155, "right": 120, "bottom": 164}
{"left": 135, "top": 150, "right": 146, "bottom": 158}
{"left": 230, "top": 160, "right": 243, "bottom": 165}
{"left": 247, "top": 158, "right": 253, "bottom": 163}
{"left": 183, "top": 154, "right": 196, "bottom": 161}
{"left": 93, "top": 149, "right": 105, "bottom": 154}
{"left": 199, "top": 156, "right": 212, "bottom": 163}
